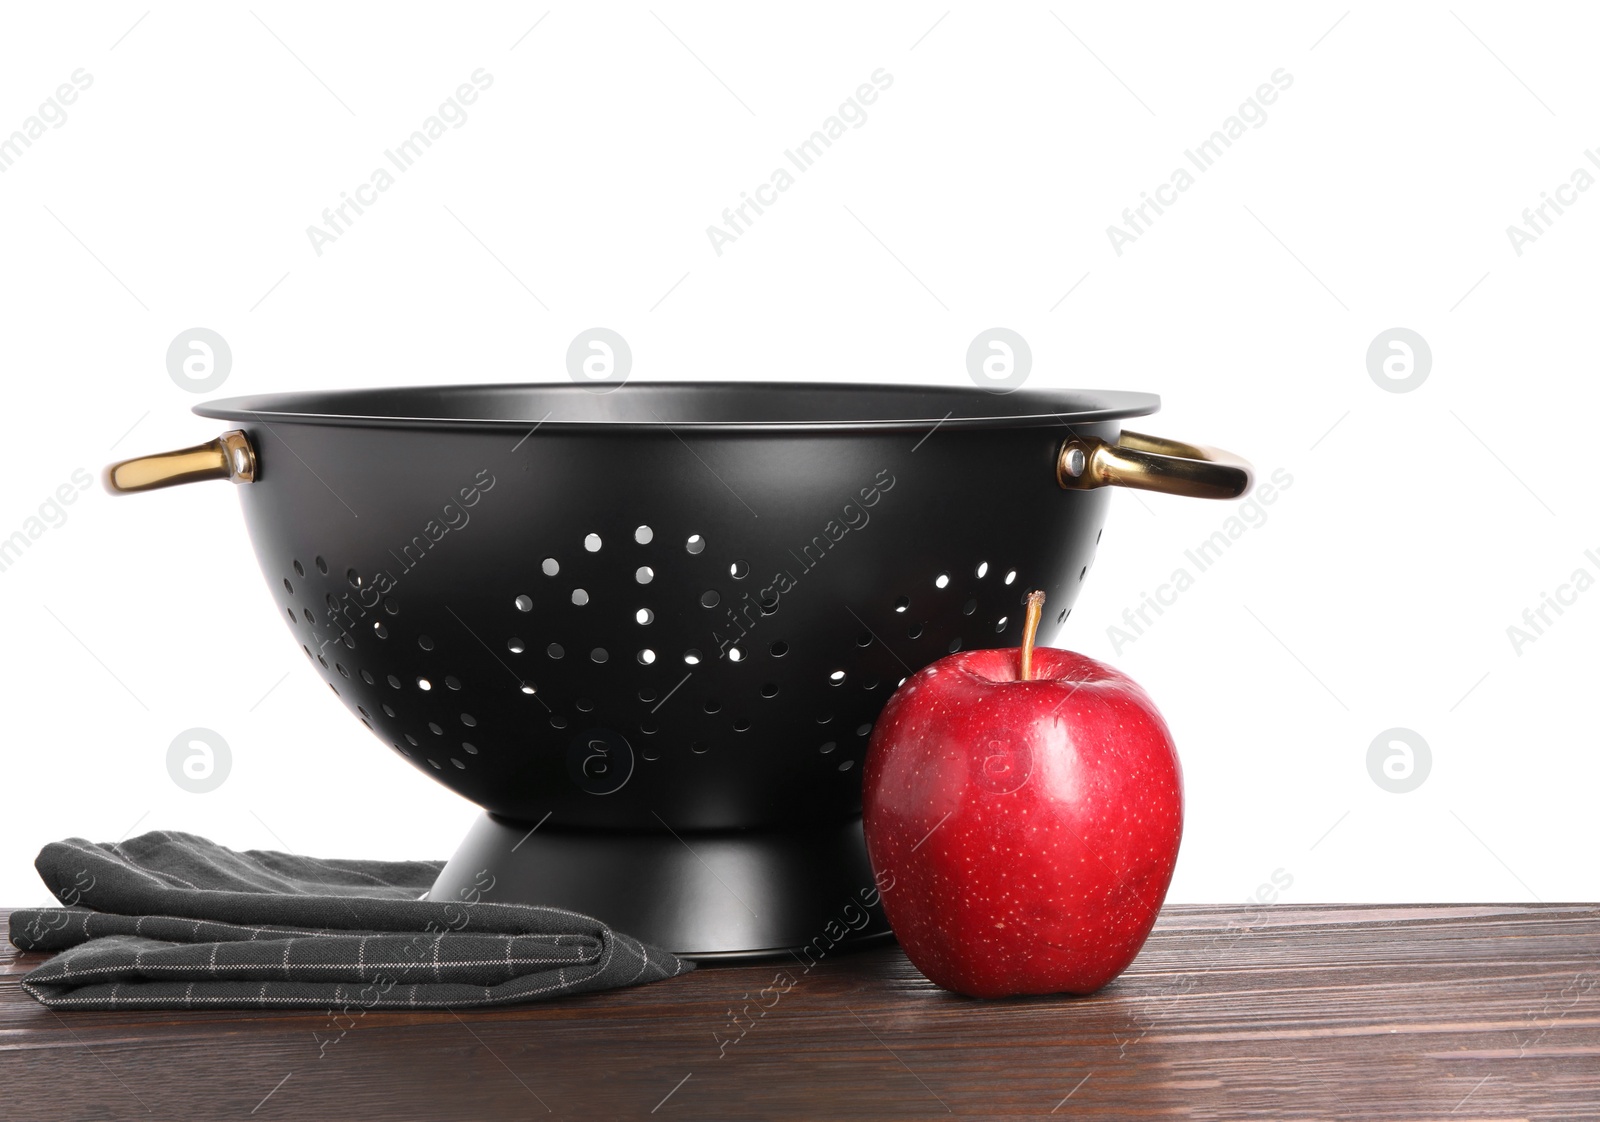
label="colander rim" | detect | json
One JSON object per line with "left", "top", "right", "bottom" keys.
{"left": 194, "top": 381, "right": 1160, "bottom": 432}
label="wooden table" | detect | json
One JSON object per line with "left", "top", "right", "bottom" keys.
{"left": 3, "top": 904, "right": 1596, "bottom": 1119}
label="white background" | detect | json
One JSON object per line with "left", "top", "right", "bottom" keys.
{"left": 1, "top": 3, "right": 1593, "bottom": 910}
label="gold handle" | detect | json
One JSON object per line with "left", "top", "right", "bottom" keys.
{"left": 1057, "top": 430, "right": 1252, "bottom": 500}
{"left": 103, "top": 430, "right": 257, "bottom": 494}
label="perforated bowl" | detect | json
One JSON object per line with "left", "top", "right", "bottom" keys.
{"left": 106, "top": 382, "right": 1250, "bottom": 953}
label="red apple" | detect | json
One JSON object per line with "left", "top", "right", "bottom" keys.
{"left": 862, "top": 591, "right": 1182, "bottom": 997}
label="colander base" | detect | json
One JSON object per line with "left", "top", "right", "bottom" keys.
{"left": 429, "top": 813, "right": 892, "bottom": 959}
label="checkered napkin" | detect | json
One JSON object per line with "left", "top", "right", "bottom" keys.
{"left": 7, "top": 830, "right": 691, "bottom": 1009}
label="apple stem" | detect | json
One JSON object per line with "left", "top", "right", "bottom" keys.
{"left": 1019, "top": 590, "right": 1046, "bottom": 681}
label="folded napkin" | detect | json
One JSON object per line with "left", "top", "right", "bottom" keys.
{"left": 8, "top": 830, "right": 691, "bottom": 1009}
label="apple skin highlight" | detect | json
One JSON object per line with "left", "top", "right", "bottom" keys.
{"left": 861, "top": 635, "right": 1183, "bottom": 998}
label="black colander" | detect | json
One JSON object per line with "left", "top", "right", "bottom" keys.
{"left": 106, "top": 382, "right": 1250, "bottom": 955}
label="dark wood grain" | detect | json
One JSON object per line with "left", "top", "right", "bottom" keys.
{"left": 3, "top": 904, "right": 1597, "bottom": 1120}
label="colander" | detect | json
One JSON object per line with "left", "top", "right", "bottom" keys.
{"left": 105, "top": 382, "right": 1250, "bottom": 956}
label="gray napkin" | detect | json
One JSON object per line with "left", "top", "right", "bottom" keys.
{"left": 8, "top": 830, "right": 691, "bottom": 1009}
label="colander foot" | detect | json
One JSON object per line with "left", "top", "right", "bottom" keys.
{"left": 429, "top": 813, "right": 892, "bottom": 960}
